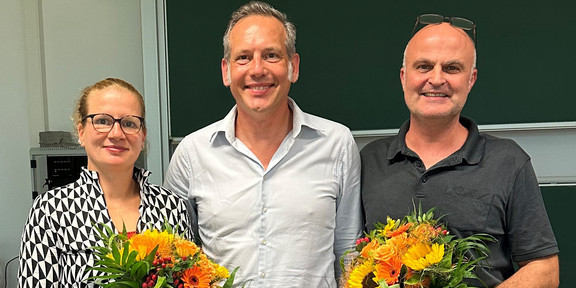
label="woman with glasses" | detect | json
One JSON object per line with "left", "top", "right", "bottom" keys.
{"left": 18, "top": 78, "right": 192, "bottom": 287}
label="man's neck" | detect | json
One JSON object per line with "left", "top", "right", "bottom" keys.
{"left": 235, "top": 104, "right": 293, "bottom": 169}
{"left": 405, "top": 115, "right": 468, "bottom": 169}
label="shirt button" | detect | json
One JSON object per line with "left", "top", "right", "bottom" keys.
{"left": 262, "top": 207, "right": 267, "bottom": 213}
{"left": 260, "top": 272, "right": 266, "bottom": 278}
{"left": 416, "top": 161, "right": 423, "bottom": 168}
{"left": 261, "top": 239, "right": 267, "bottom": 245}
{"left": 422, "top": 177, "right": 427, "bottom": 183}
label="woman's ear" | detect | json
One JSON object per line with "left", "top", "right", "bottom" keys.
{"left": 77, "top": 123, "right": 85, "bottom": 146}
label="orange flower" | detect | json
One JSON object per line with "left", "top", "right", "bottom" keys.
{"left": 386, "top": 223, "right": 413, "bottom": 238}
{"left": 174, "top": 237, "right": 199, "bottom": 258}
{"left": 411, "top": 223, "right": 437, "bottom": 242}
{"left": 360, "top": 239, "right": 380, "bottom": 259}
{"left": 387, "top": 232, "right": 413, "bottom": 254}
{"left": 182, "top": 265, "right": 212, "bottom": 288}
{"left": 373, "top": 243, "right": 395, "bottom": 262}
{"left": 195, "top": 253, "right": 216, "bottom": 278}
{"left": 374, "top": 256, "right": 402, "bottom": 285}
{"left": 129, "top": 229, "right": 174, "bottom": 260}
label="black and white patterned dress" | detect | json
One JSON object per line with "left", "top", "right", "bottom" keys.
{"left": 18, "top": 167, "right": 193, "bottom": 288}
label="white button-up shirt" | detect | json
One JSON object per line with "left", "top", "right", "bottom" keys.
{"left": 164, "top": 98, "right": 362, "bottom": 287}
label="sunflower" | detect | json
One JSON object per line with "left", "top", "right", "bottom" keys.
{"left": 402, "top": 243, "right": 444, "bottom": 271}
{"left": 347, "top": 261, "right": 377, "bottom": 288}
{"left": 182, "top": 265, "right": 212, "bottom": 288}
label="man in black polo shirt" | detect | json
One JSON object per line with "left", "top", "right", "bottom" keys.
{"left": 361, "top": 16, "right": 559, "bottom": 287}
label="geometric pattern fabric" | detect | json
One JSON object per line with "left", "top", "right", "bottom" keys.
{"left": 18, "top": 167, "right": 192, "bottom": 287}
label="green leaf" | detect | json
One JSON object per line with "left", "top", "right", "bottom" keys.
{"left": 109, "top": 280, "right": 141, "bottom": 288}
{"left": 153, "top": 276, "right": 167, "bottom": 288}
{"left": 121, "top": 242, "right": 130, "bottom": 266}
{"left": 377, "top": 278, "right": 400, "bottom": 288}
{"left": 222, "top": 267, "right": 240, "bottom": 288}
{"left": 131, "top": 261, "right": 151, "bottom": 281}
{"left": 143, "top": 245, "right": 160, "bottom": 263}
{"left": 439, "top": 248, "right": 453, "bottom": 269}
{"left": 111, "top": 241, "right": 122, "bottom": 264}
{"left": 125, "top": 250, "right": 139, "bottom": 267}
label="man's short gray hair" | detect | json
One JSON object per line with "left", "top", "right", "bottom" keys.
{"left": 222, "top": 1, "right": 297, "bottom": 61}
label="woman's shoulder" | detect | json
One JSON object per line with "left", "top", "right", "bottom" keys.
{"left": 142, "top": 182, "right": 187, "bottom": 206}
{"left": 33, "top": 178, "right": 87, "bottom": 208}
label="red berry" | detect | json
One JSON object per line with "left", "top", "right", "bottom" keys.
{"left": 142, "top": 284, "right": 148, "bottom": 288}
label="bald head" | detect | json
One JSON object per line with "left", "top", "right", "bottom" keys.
{"left": 403, "top": 22, "right": 476, "bottom": 69}
{"left": 400, "top": 22, "right": 478, "bottom": 122}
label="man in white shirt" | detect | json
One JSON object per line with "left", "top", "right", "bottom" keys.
{"left": 164, "top": 2, "right": 362, "bottom": 287}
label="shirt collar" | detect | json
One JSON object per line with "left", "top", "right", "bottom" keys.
{"left": 387, "top": 116, "right": 484, "bottom": 165}
{"left": 209, "top": 97, "right": 325, "bottom": 143}
{"left": 80, "top": 166, "right": 150, "bottom": 190}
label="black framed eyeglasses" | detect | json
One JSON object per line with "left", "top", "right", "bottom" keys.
{"left": 83, "top": 113, "right": 144, "bottom": 135}
{"left": 411, "top": 14, "right": 476, "bottom": 46}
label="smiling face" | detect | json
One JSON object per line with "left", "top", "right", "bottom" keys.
{"left": 77, "top": 85, "right": 146, "bottom": 173}
{"left": 221, "top": 15, "right": 300, "bottom": 118}
{"left": 400, "top": 22, "right": 477, "bottom": 122}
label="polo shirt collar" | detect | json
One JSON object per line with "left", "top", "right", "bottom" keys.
{"left": 387, "top": 116, "right": 484, "bottom": 165}
{"left": 458, "top": 117, "right": 484, "bottom": 165}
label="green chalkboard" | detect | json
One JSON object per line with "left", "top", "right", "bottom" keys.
{"left": 541, "top": 185, "right": 574, "bottom": 288}
{"left": 166, "top": 0, "right": 576, "bottom": 138}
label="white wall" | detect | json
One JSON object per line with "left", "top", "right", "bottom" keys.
{"left": 0, "top": 1, "right": 34, "bottom": 287}
{"left": 0, "top": 0, "right": 154, "bottom": 286}
{"left": 41, "top": 0, "right": 144, "bottom": 131}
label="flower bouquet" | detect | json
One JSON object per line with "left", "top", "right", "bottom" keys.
{"left": 88, "top": 223, "right": 238, "bottom": 288}
{"left": 341, "top": 206, "right": 493, "bottom": 288}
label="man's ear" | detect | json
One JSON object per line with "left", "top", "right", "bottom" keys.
{"left": 468, "top": 68, "right": 478, "bottom": 90}
{"left": 221, "top": 58, "right": 230, "bottom": 86}
{"left": 400, "top": 67, "right": 406, "bottom": 90}
{"left": 290, "top": 53, "right": 300, "bottom": 83}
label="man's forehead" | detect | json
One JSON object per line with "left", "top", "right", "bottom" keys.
{"left": 411, "top": 57, "right": 465, "bottom": 65}
{"left": 406, "top": 24, "right": 475, "bottom": 63}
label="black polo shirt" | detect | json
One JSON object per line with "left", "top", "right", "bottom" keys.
{"left": 360, "top": 117, "right": 558, "bottom": 287}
